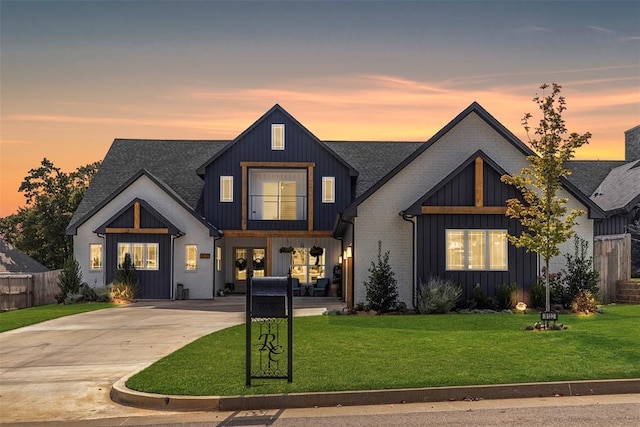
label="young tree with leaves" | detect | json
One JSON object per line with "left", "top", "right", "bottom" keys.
{"left": 364, "top": 241, "right": 399, "bottom": 313}
{"left": 501, "top": 83, "right": 591, "bottom": 312}
{"left": 0, "top": 158, "right": 101, "bottom": 269}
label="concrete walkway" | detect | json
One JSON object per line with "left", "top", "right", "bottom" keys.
{"left": 0, "top": 297, "right": 343, "bottom": 424}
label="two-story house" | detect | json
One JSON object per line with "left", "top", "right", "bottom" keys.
{"left": 67, "top": 103, "right": 617, "bottom": 307}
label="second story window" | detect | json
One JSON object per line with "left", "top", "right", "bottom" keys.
{"left": 322, "top": 177, "right": 335, "bottom": 203}
{"left": 271, "top": 124, "right": 285, "bottom": 150}
{"left": 248, "top": 169, "right": 307, "bottom": 221}
{"left": 220, "top": 176, "right": 233, "bottom": 202}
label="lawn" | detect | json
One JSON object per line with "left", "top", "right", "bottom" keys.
{"left": 0, "top": 302, "right": 118, "bottom": 333}
{"left": 127, "top": 304, "right": 640, "bottom": 396}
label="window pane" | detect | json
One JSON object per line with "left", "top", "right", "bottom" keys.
{"left": 235, "top": 248, "right": 247, "bottom": 281}
{"left": 262, "top": 182, "right": 279, "bottom": 220}
{"left": 220, "top": 176, "right": 233, "bottom": 202}
{"left": 322, "top": 177, "right": 335, "bottom": 203}
{"left": 216, "top": 246, "right": 222, "bottom": 271}
{"left": 292, "top": 248, "right": 308, "bottom": 283}
{"left": 90, "top": 244, "right": 102, "bottom": 270}
{"left": 146, "top": 244, "right": 158, "bottom": 270}
{"left": 489, "top": 231, "right": 508, "bottom": 270}
{"left": 280, "top": 182, "right": 297, "bottom": 220}
{"left": 132, "top": 244, "right": 145, "bottom": 269}
{"left": 186, "top": 245, "right": 197, "bottom": 270}
{"left": 118, "top": 243, "right": 131, "bottom": 267}
{"left": 468, "top": 231, "right": 486, "bottom": 270}
{"left": 446, "top": 230, "right": 465, "bottom": 270}
{"left": 271, "top": 124, "right": 284, "bottom": 150}
{"left": 252, "top": 248, "right": 266, "bottom": 277}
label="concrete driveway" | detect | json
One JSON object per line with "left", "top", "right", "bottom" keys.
{"left": 0, "top": 297, "right": 344, "bottom": 424}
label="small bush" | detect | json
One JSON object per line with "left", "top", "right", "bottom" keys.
{"left": 470, "top": 284, "right": 496, "bottom": 310}
{"left": 111, "top": 253, "right": 139, "bottom": 301}
{"left": 418, "top": 277, "right": 462, "bottom": 314}
{"left": 110, "top": 281, "right": 139, "bottom": 302}
{"left": 363, "top": 241, "right": 398, "bottom": 313}
{"left": 529, "top": 280, "right": 546, "bottom": 310}
{"left": 571, "top": 290, "right": 598, "bottom": 313}
{"left": 58, "top": 256, "right": 82, "bottom": 302}
{"left": 563, "top": 236, "right": 600, "bottom": 307}
{"left": 496, "top": 283, "right": 517, "bottom": 310}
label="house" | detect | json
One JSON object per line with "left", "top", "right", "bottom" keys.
{"left": 0, "top": 238, "right": 49, "bottom": 275}
{"left": 67, "top": 103, "right": 633, "bottom": 307}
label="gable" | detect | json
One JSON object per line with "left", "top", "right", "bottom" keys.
{"left": 405, "top": 151, "right": 518, "bottom": 215}
{"left": 94, "top": 198, "right": 181, "bottom": 235}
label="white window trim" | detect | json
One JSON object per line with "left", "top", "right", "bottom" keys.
{"left": 445, "top": 229, "right": 508, "bottom": 271}
{"left": 220, "top": 176, "right": 233, "bottom": 202}
{"left": 89, "top": 243, "right": 102, "bottom": 271}
{"left": 185, "top": 244, "right": 198, "bottom": 271}
{"left": 271, "top": 124, "right": 285, "bottom": 150}
{"left": 322, "top": 176, "right": 335, "bottom": 203}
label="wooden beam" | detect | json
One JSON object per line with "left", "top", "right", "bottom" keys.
{"left": 475, "top": 157, "right": 484, "bottom": 207}
{"left": 223, "top": 230, "right": 333, "bottom": 238}
{"left": 105, "top": 227, "right": 169, "bottom": 234}
{"left": 240, "top": 161, "right": 315, "bottom": 168}
{"left": 241, "top": 164, "right": 248, "bottom": 231}
{"left": 266, "top": 236, "right": 272, "bottom": 276}
{"left": 308, "top": 165, "right": 314, "bottom": 231}
{"left": 421, "top": 206, "right": 507, "bottom": 215}
{"left": 134, "top": 202, "right": 141, "bottom": 229}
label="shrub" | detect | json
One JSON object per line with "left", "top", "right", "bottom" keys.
{"left": 110, "top": 253, "right": 139, "bottom": 301}
{"left": 571, "top": 290, "right": 598, "bottom": 313}
{"left": 563, "top": 236, "right": 600, "bottom": 307}
{"left": 470, "top": 284, "right": 496, "bottom": 310}
{"left": 496, "top": 283, "right": 517, "bottom": 310}
{"left": 418, "top": 277, "right": 462, "bottom": 314}
{"left": 363, "top": 241, "right": 398, "bottom": 313}
{"left": 57, "top": 256, "right": 82, "bottom": 303}
{"left": 529, "top": 280, "right": 546, "bottom": 310}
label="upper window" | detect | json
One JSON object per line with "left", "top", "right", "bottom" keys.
{"left": 185, "top": 244, "right": 197, "bottom": 271}
{"left": 117, "top": 243, "right": 159, "bottom": 271}
{"left": 271, "top": 124, "right": 285, "bottom": 150}
{"left": 220, "top": 176, "right": 233, "bottom": 202}
{"left": 248, "top": 169, "right": 307, "bottom": 220}
{"left": 322, "top": 177, "right": 335, "bottom": 203}
{"left": 90, "top": 244, "right": 102, "bottom": 270}
{"left": 446, "top": 229, "right": 507, "bottom": 271}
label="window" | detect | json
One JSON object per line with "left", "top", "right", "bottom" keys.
{"left": 446, "top": 230, "right": 507, "bottom": 271}
{"left": 90, "top": 244, "right": 102, "bottom": 270}
{"left": 291, "top": 247, "right": 325, "bottom": 284}
{"left": 248, "top": 169, "right": 307, "bottom": 220}
{"left": 322, "top": 177, "right": 335, "bottom": 203}
{"left": 271, "top": 124, "right": 284, "bottom": 150}
{"left": 220, "top": 176, "right": 233, "bottom": 202}
{"left": 216, "top": 246, "right": 222, "bottom": 271}
{"left": 186, "top": 245, "right": 197, "bottom": 271}
{"left": 117, "top": 243, "right": 159, "bottom": 271}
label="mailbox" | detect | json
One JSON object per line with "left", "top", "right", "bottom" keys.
{"left": 251, "top": 277, "right": 288, "bottom": 318}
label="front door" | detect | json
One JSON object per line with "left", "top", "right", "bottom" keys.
{"left": 234, "top": 247, "right": 266, "bottom": 293}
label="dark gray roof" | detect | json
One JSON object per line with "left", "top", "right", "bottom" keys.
{"left": 0, "top": 238, "right": 49, "bottom": 275}
{"left": 68, "top": 139, "right": 229, "bottom": 232}
{"left": 590, "top": 160, "right": 640, "bottom": 213}
{"left": 566, "top": 160, "right": 626, "bottom": 197}
{"left": 325, "top": 141, "right": 423, "bottom": 198}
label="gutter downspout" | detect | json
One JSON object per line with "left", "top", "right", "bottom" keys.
{"left": 171, "top": 232, "right": 185, "bottom": 300}
{"left": 213, "top": 231, "right": 224, "bottom": 299}
{"left": 400, "top": 211, "right": 417, "bottom": 310}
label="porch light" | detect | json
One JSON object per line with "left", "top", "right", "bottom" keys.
{"left": 516, "top": 302, "right": 527, "bottom": 312}
{"left": 346, "top": 246, "right": 352, "bottom": 259}
{"left": 338, "top": 255, "right": 343, "bottom": 263}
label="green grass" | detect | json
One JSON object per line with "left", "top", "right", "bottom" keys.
{"left": 0, "top": 302, "right": 118, "bottom": 333}
{"left": 127, "top": 304, "right": 640, "bottom": 396}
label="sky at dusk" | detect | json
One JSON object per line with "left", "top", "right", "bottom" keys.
{"left": 1, "top": 1, "right": 639, "bottom": 217}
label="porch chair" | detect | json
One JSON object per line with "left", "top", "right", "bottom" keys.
{"left": 313, "top": 277, "right": 330, "bottom": 297}
{"left": 291, "top": 278, "right": 301, "bottom": 296}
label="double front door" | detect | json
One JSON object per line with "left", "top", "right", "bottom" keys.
{"left": 234, "top": 247, "right": 266, "bottom": 293}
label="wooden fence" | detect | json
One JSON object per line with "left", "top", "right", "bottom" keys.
{"left": 594, "top": 234, "right": 631, "bottom": 304}
{"left": 0, "top": 270, "right": 60, "bottom": 311}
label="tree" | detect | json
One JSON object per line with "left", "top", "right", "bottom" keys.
{"left": 364, "top": 241, "right": 398, "bottom": 313}
{"left": 57, "top": 255, "right": 83, "bottom": 302}
{"left": 0, "top": 158, "right": 101, "bottom": 269}
{"left": 501, "top": 83, "right": 591, "bottom": 312}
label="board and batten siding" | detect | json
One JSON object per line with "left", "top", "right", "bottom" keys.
{"left": 203, "top": 108, "right": 351, "bottom": 232}
{"left": 353, "top": 112, "right": 594, "bottom": 308}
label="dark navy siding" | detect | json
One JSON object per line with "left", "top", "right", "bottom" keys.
{"left": 416, "top": 214, "right": 538, "bottom": 303}
{"left": 203, "top": 109, "right": 351, "bottom": 231}
{"left": 595, "top": 215, "right": 627, "bottom": 236}
{"left": 105, "top": 234, "right": 171, "bottom": 299}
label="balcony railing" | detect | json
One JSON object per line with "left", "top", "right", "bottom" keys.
{"left": 248, "top": 195, "right": 307, "bottom": 221}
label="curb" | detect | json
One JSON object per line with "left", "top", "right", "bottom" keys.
{"left": 111, "top": 375, "right": 640, "bottom": 412}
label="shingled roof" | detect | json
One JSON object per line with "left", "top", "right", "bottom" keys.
{"left": 590, "top": 160, "right": 640, "bottom": 213}
{"left": 325, "top": 141, "right": 423, "bottom": 198}
{"left": 0, "top": 238, "right": 49, "bottom": 275}
{"left": 67, "top": 139, "right": 229, "bottom": 233}
{"left": 566, "top": 160, "right": 626, "bottom": 198}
